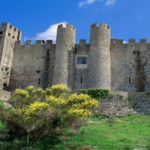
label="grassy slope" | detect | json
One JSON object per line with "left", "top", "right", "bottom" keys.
{"left": 57, "top": 115, "right": 150, "bottom": 150}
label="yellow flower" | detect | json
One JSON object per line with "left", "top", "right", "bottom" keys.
{"left": 51, "top": 84, "right": 71, "bottom": 97}
{"left": 24, "top": 102, "right": 50, "bottom": 122}
{"left": 46, "top": 96, "right": 67, "bottom": 106}
{"left": 27, "top": 85, "right": 34, "bottom": 92}
{"left": 68, "top": 108, "right": 92, "bottom": 119}
{"left": 15, "top": 89, "right": 29, "bottom": 98}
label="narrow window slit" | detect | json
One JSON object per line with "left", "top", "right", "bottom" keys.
{"left": 38, "top": 78, "right": 41, "bottom": 85}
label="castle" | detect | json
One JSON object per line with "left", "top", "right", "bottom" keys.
{"left": 0, "top": 22, "right": 150, "bottom": 92}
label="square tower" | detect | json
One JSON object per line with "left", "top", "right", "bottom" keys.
{"left": 0, "top": 23, "right": 22, "bottom": 88}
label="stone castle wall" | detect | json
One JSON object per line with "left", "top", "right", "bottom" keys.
{"left": 1, "top": 22, "right": 150, "bottom": 92}
{"left": 111, "top": 39, "right": 150, "bottom": 92}
{"left": 9, "top": 40, "right": 55, "bottom": 90}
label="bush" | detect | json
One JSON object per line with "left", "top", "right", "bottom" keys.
{"left": 0, "top": 85, "right": 99, "bottom": 148}
{"left": 79, "top": 89, "right": 110, "bottom": 101}
{"left": 0, "top": 120, "right": 7, "bottom": 133}
{"left": 50, "top": 84, "right": 71, "bottom": 97}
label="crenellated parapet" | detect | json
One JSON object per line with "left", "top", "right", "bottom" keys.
{"left": 90, "top": 23, "right": 110, "bottom": 47}
{"left": 58, "top": 24, "right": 75, "bottom": 30}
{"left": 2, "top": 22, "right": 19, "bottom": 32}
{"left": 56, "top": 24, "right": 76, "bottom": 48}
{"left": 111, "top": 39, "right": 123, "bottom": 45}
{"left": 1, "top": 22, "right": 22, "bottom": 40}
{"left": 91, "top": 23, "right": 110, "bottom": 29}
{"left": 15, "top": 40, "right": 54, "bottom": 46}
{"left": 111, "top": 38, "right": 149, "bottom": 49}
{"left": 74, "top": 40, "right": 90, "bottom": 54}
{"left": 79, "top": 39, "right": 89, "bottom": 48}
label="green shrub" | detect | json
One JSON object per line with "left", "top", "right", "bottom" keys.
{"left": 80, "top": 89, "right": 110, "bottom": 101}
{"left": 0, "top": 120, "right": 7, "bottom": 132}
{"left": 0, "top": 85, "right": 99, "bottom": 148}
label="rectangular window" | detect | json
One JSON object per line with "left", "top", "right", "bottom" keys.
{"left": 77, "top": 57, "right": 88, "bottom": 65}
{"left": 76, "top": 56, "right": 88, "bottom": 69}
{"left": 0, "top": 32, "right": 3, "bottom": 35}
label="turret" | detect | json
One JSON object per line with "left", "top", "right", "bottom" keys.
{"left": 53, "top": 24, "right": 76, "bottom": 85}
{"left": 88, "top": 23, "right": 111, "bottom": 90}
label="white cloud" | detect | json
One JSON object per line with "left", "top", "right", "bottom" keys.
{"left": 105, "top": 0, "right": 116, "bottom": 7}
{"left": 123, "top": 40, "right": 127, "bottom": 44}
{"left": 78, "top": 0, "right": 116, "bottom": 8}
{"left": 79, "top": 0, "right": 100, "bottom": 8}
{"left": 34, "top": 22, "right": 68, "bottom": 42}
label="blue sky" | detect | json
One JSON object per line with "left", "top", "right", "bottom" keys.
{"left": 0, "top": 0, "right": 150, "bottom": 43}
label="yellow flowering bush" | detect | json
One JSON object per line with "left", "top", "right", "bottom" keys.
{"left": 15, "top": 89, "right": 29, "bottom": 99}
{"left": 50, "top": 84, "right": 71, "bottom": 97}
{"left": 68, "top": 94, "right": 91, "bottom": 104}
{"left": 68, "top": 108, "right": 92, "bottom": 118}
{"left": 46, "top": 96, "right": 67, "bottom": 106}
{"left": 24, "top": 102, "right": 50, "bottom": 122}
{"left": 67, "top": 94, "right": 98, "bottom": 118}
{"left": 1, "top": 84, "right": 100, "bottom": 146}
{"left": 27, "top": 85, "right": 34, "bottom": 92}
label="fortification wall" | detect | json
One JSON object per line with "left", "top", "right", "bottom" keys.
{"left": 9, "top": 40, "right": 55, "bottom": 90}
{"left": 111, "top": 39, "right": 150, "bottom": 92}
{"left": 70, "top": 40, "right": 89, "bottom": 91}
{"left": 52, "top": 39, "right": 90, "bottom": 91}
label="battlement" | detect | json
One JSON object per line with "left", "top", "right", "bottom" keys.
{"left": 128, "top": 38, "right": 147, "bottom": 44}
{"left": 111, "top": 38, "right": 150, "bottom": 49}
{"left": 1, "top": 22, "right": 20, "bottom": 33}
{"left": 111, "top": 39, "right": 123, "bottom": 45}
{"left": 91, "top": 23, "right": 110, "bottom": 29}
{"left": 140, "top": 38, "right": 147, "bottom": 44}
{"left": 128, "top": 38, "right": 148, "bottom": 44}
{"left": 36, "top": 40, "right": 45, "bottom": 45}
{"left": 15, "top": 40, "right": 53, "bottom": 46}
{"left": 2, "top": 22, "right": 10, "bottom": 28}
{"left": 46, "top": 40, "right": 53, "bottom": 44}
{"left": 129, "top": 39, "right": 136, "bottom": 44}
{"left": 80, "top": 39, "right": 86, "bottom": 45}
{"left": 25, "top": 40, "right": 32, "bottom": 45}
{"left": 58, "top": 24, "right": 75, "bottom": 30}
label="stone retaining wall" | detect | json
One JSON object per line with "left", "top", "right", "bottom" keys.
{"left": 98, "top": 91, "right": 150, "bottom": 117}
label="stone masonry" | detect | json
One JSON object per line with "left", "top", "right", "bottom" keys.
{"left": 1, "top": 22, "right": 150, "bottom": 92}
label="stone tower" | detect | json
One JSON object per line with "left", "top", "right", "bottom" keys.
{"left": 88, "top": 23, "right": 111, "bottom": 90}
{"left": 0, "top": 23, "right": 22, "bottom": 88}
{"left": 53, "top": 24, "right": 76, "bottom": 85}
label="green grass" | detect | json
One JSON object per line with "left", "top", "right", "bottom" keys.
{"left": 56, "top": 115, "right": 150, "bottom": 150}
